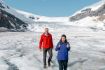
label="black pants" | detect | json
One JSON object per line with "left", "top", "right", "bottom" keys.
{"left": 43, "top": 48, "right": 53, "bottom": 66}
{"left": 58, "top": 60, "right": 68, "bottom": 70}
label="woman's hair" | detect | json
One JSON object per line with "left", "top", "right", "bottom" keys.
{"left": 60, "top": 34, "right": 68, "bottom": 43}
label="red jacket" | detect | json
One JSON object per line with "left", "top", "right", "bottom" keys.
{"left": 39, "top": 33, "right": 53, "bottom": 49}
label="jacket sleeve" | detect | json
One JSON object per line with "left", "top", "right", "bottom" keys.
{"left": 39, "top": 35, "right": 43, "bottom": 49}
{"left": 55, "top": 42, "right": 60, "bottom": 51}
{"left": 67, "top": 42, "right": 71, "bottom": 51}
{"left": 51, "top": 35, "right": 53, "bottom": 48}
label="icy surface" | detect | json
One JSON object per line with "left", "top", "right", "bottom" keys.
{"left": 0, "top": 29, "right": 105, "bottom": 70}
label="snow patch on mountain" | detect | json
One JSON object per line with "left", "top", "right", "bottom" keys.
{"left": 72, "top": 0, "right": 105, "bottom": 16}
{"left": 0, "top": 0, "right": 4, "bottom": 4}
{"left": 69, "top": 0, "right": 105, "bottom": 31}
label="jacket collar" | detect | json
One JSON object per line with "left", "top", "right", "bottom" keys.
{"left": 59, "top": 41, "right": 67, "bottom": 44}
{"left": 43, "top": 32, "right": 50, "bottom": 36}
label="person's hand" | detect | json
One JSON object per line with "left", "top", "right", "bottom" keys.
{"left": 39, "top": 48, "right": 42, "bottom": 52}
{"left": 58, "top": 44, "right": 61, "bottom": 47}
{"left": 67, "top": 43, "right": 70, "bottom": 48}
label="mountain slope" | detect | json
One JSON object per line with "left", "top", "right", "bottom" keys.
{"left": 1, "top": 0, "right": 105, "bottom": 32}
{"left": 69, "top": 0, "right": 105, "bottom": 31}
{"left": 0, "top": 0, "right": 69, "bottom": 32}
{"left": 0, "top": 0, "right": 29, "bottom": 31}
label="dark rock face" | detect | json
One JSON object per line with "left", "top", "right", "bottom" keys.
{"left": 70, "top": 4, "right": 105, "bottom": 21}
{"left": 0, "top": 9, "right": 28, "bottom": 31}
{"left": 0, "top": 2, "right": 28, "bottom": 32}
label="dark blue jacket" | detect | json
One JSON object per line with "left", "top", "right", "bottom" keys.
{"left": 55, "top": 41, "right": 70, "bottom": 60}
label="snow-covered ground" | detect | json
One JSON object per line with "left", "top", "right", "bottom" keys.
{"left": 0, "top": 26, "right": 105, "bottom": 70}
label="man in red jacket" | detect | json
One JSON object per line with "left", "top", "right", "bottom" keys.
{"left": 39, "top": 28, "right": 53, "bottom": 68}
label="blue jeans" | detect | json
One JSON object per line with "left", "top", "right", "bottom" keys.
{"left": 58, "top": 60, "right": 68, "bottom": 70}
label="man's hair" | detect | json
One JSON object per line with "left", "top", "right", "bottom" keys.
{"left": 45, "top": 28, "right": 48, "bottom": 29}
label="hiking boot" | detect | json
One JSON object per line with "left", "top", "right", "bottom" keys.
{"left": 44, "top": 65, "right": 47, "bottom": 69}
{"left": 48, "top": 61, "right": 51, "bottom": 67}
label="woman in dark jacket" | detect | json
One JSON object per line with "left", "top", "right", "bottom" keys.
{"left": 55, "top": 34, "right": 70, "bottom": 70}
